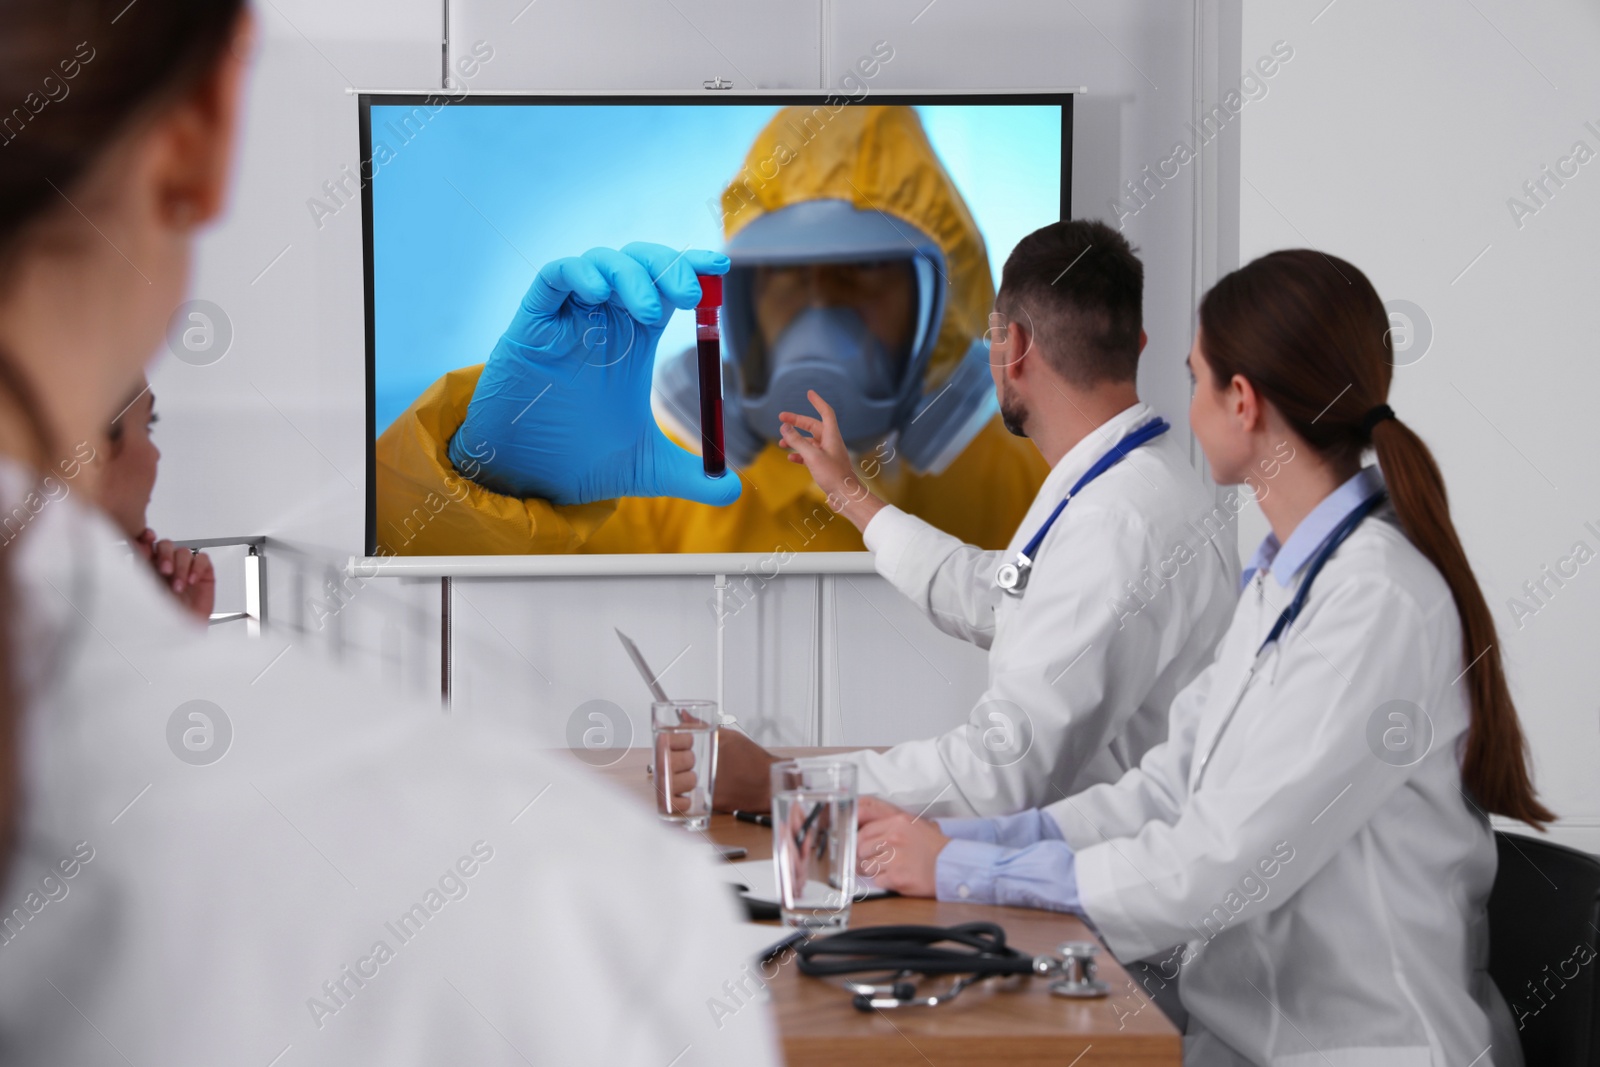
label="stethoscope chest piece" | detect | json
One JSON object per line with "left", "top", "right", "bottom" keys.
{"left": 1046, "top": 941, "right": 1110, "bottom": 999}
{"left": 995, "top": 558, "right": 1030, "bottom": 596}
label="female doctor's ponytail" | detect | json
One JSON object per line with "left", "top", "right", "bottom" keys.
{"left": 0, "top": 0, "right": 247, "bottom": 874}
{"left": 1199, "top": 250, "right": 1553, "bottom": 827}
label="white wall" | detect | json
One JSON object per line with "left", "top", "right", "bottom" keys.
{"left": 155, "top": 2, "right": 1230, "bottom": 754}
{"left": 1240, "top": 0, "right": 1600, "bottom": 850}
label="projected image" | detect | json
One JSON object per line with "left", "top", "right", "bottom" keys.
{"left": 367, "top": 98, "right": 1066, "bottom": 557}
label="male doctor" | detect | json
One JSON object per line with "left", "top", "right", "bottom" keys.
{"left": 700, "top": 221, "right": 1240, "bottom": 818}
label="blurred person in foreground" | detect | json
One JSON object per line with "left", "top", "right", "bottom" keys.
{"left": 0, "top": 3, "right": 778, "bottom": 1064}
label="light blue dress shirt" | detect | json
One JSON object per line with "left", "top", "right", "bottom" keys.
{"left": 933, "top": 467, "right": 1388, "bottom": 914}
{"left": 935, "top": 809, "right": 1080, "bottom": 911}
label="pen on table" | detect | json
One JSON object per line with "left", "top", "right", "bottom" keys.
{"left": 733, "top": 810, "right": 772, "bottom": 827}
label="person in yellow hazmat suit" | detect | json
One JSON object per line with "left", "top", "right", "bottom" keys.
{"left": 374, "top": 105, "right": 1048, "bottom": 555}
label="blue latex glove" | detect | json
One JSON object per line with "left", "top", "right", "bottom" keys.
{"left": 447, "top": 243, "right": 741, "bottom": 507}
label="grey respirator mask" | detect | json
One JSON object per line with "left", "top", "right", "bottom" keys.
{"left": 656, "top": 199, "right": 1000, "bottom": 474}
{"left": 731, "top": 301, "right": 910, "bottom": 449}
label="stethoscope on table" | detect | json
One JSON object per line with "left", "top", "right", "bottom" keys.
{"left": 1190, "top": 488, "right": 1388, "bottom": 790}
{"left": 795, "top": 922, "right": 1112, "bottom": 1009}
{"left": 996, "top": 417, "right": 1171, "bottom": 596}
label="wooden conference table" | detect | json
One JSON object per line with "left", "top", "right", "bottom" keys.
{"left": 585, "top": 747, "right": 1180, "bottom": 1067}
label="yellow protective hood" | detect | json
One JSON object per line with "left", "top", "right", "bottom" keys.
{"left": 719, "top": 105, "right": 993, "bottom": 390}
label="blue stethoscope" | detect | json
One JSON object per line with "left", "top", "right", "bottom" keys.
{"left": 995, "top": 418, "right": 1172, "bottom": 597}
{"left": 1190, "top": 488, "right": 1389, "bottom": 789}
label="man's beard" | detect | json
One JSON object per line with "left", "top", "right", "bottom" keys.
{"left": 998, "top": 382, "right": 1029, "bottom": 438}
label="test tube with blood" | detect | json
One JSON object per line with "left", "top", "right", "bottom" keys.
{"left": 695, "top": 274, "right": 727, "bottom": 478}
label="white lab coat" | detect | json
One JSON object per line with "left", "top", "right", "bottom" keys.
{"left": 1050, "top": 503, "right": 1522, "bottom": 1066}
{"left": 847, "top": 403, "right": 1240, "bottom": 817}
{"left": 0, "top": 466, "right": 779, "bottom": 1067}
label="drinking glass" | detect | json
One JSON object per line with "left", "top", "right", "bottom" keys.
{"left": 651, "top": 700, "right": 717, "bottom": 831}
{"left": 771, "top": 760, "right": 858, "bottom": 929}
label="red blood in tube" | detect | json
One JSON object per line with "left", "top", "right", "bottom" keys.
{"left": 695, "top": 275, "right": 726, "bottom": 478}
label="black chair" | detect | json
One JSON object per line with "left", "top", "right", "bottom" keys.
{"left": 1488, "top": 831, "right": 1600, "bottom": 1066}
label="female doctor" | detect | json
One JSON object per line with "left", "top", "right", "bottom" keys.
{"left": 844, "top": 250, "right": 1552, "bottom": 1066}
